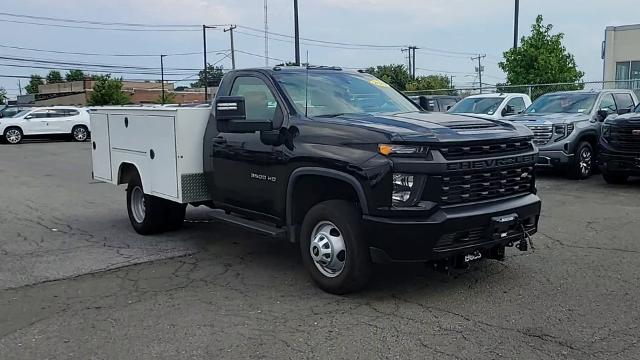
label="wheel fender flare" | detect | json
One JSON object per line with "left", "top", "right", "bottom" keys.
{"left": 117, "top": 161, "right": 148, "bottom": 191}
{"left": 286, "top": 167, "right": 369, "bottom": 243}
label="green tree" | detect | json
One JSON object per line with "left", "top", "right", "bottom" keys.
{"left": 499, "top": 15, "right": 584, "bottom": 87}
{"left": 25, "top": 75, "right": 44, "bottom": 94}
{"left": 88, "top": 74, "right": 130, "bottom": 105}
{"left": 154, "top": 92, "right": 176, "bottom": 104}
{"left": 46, "top": 70, "right": 64, "bottom": 84}
{"left": 191, "top": 64, "right": 225, "bottom": 88}
{"left": 366, "top": 64, "right": 412, "bottom": 91}
{"left": 0, "top": 87, "right": 7, "bottom": 104}
{"left": 65, "top": 69, "right": 85, "bottom": 82}
{"left": 406, "top": 74, "right": 453, "bottom": 94}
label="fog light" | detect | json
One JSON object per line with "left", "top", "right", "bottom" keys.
{"left": 392, "top": 174, "right": 415, "bottom": 205}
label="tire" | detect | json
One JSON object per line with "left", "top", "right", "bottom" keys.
{"left": 568, "top": 141, "right": 594, "bottom": 180}
{"left": 71, "top": 125, "right": 89, "bottom": 142}
{"left": 602, "top": 172, "right": 628, "bottom": 184}
{"left": 126, "top": 173, "right": 170, "bottom": 235}
{"left": 3, "top": 127, "right": 23, "bottom": 145}
{"left": 165, "top": 203, "right": 187, "bottom": 231}
{"left": 300, "top": 199, "right": 372, "bottom": 294}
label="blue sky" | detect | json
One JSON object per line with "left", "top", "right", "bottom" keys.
{"left": 0, "top": 0, "right": 638, "bottom": 98}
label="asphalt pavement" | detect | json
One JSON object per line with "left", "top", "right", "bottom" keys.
{"left": 0, "top": 141, "right": 639, "bottom": 359}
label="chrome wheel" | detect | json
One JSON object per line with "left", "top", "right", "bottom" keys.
{"left": 579, "top": 147, "right": 592, "bottom": 177}
{"left": 5, "top": 129, "right": 22, "bottom": 144}
{"left": 73, "top": 127, "right": 88, "bottom": 141}
{"left": 130, "top": 186, "right": 146, "bottom": 223}
{"left": 309, "top": 221, "right": 346, "bottom": 278}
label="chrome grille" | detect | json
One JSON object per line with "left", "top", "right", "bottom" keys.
{"left": 440, "top": 166, "right": 534, "bottom": 205}
{"left": 526, "top": 125, "right": 553, "bottom": 145}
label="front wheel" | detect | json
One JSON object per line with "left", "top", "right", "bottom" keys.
{"left": 568, "top": 141, "right": 594, "bottom": 180}
{"left": 300, "top": 200, "right": 372, "bottom": 294}
{"left": 4, "top": 127, "right": 23, "bottom": 144}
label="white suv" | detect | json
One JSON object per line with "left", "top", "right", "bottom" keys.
{"left": 0, "top": 106, "right": 91, "bottom": 144}
{"left": 448, "top": 93, "right": 532, "bottom": 120}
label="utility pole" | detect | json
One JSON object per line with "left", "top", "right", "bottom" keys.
{"left": 18, "top": 80, "right": 22, "bottom": 96}
{"left": 402, "top": 48, "right": 410, "bottom": 76}
{"left": 513, "top": 0, "right": 520, "bottom": 49}
{"left": 160, "top": 54, "right": 167, "bottom": 105}
{"left": 471, "top": 54, "right": 486, "bottom": 93}
{"left": 409, "top": 46, "right": 417, "bottom": 79}
{"left": 450, "top": 75, "right": 455, "bottom": 89}
{"left": 202, "top": 25, "right": 216, "bottom": 102}
{"left": 224, "top": 25, "right": 237, "bottom": 69}
{"left": 294, "top": 0, "right": 300, "bottom": 65}
{"left": 264, "top": 0, "right": 269, "bottom": 67}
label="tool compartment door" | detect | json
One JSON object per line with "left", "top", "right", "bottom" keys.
{"left": 146, "top": 115, "right": 178, "bottom": 198}
{"left": 90, "top": 113, "right": 112, "bottom": 181}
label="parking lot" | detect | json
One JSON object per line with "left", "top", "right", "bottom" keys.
{"left": 0, "top": 141, "right": 639, "bottom": 359}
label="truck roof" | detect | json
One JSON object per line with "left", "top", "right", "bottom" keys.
{"left": 229, "top": 65, "right": 358, "bottom": 75}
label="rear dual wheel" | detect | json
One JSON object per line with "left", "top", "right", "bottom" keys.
{"left": 126, "top": 173, "right": 186, "bottom": 235}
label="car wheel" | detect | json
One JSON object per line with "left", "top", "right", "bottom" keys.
{"left": 300, "top": 199, "right": 372, "bottom": 294}
{"left": 602, "top": 172, "right": 628, "bottom": 184}
{"left": 71, "top": 125, "right": 89, "bottom": 142}
{"left": 3, "top": 127, "right": 23, "bottom": 145}
{"left": 569, "top": 141, "right": 593, "bottom": 180}
{"left": 126, "top": 172, "right": 171, "bottom": 235}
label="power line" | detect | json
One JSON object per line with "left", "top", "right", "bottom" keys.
{"left": 0, "top": 43, "right": 229, "bottom": 57}
{"left": 0, "top": 11, "right": 201, "bottom": 28}
{"left": 0, "top": 18, "right": 201, "bottom": 32}
{"left": 0, "top": 55, "right": 202, "bottom": 71}
{"left": 234, "top": 49, "right": 287, "bottom": 63}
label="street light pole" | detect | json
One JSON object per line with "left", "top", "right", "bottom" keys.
{"left": 294, "top": 0, "right": 300, "bottom": 65}
{"left": 513, "top": 0, "right": 520, "bottom": 49}
{"left": 203, "top": 25, "right": 208, "bottom": 102}
{"left": 160, "top": 54, "right": 167, "bottom": 105}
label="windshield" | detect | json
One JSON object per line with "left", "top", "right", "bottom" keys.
{"left": 448, "top": 97, "right": 504, "bottom": 115}
{"left": 525, "top": 93, "right": 597, "bottom": 114}
{"left": 273, "top": 71, "right": 418, "bottom": 117}
{"left": 11, "top": 110, "right": 31, "bottom": 118}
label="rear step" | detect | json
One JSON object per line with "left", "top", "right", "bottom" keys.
{"left": 208, "top": 211, "right": 286, "bottom": 238}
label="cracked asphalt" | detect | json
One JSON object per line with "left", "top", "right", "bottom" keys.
{"left": 1, "top": 141, "right": 639, "bottom": 359}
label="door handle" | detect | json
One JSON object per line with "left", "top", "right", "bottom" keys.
{"left": 213, "top": 137, "right": 227, "bottom": 145}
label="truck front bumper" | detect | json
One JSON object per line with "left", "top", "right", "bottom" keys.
{"left": 363, "top": 194, "right": 541, "bottom": 263}
{"left": 536, "top": 149, "right": 574, "bottom": 168}
{"left": 599, "top": 151, "right": 640, "bottom": 176}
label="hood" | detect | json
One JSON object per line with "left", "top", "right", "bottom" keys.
{"left": 310, "top": 111, "right": 531, "bottom": 143}
{"left": 605, "top": 112, "right": 640, "bottom": 125}
{"left": 509, "top": 112, "right": 590, "bottom": 125}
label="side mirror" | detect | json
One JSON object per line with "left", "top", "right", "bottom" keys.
{"left": 596, "top": 109, "right": 608, "bottom": 122}
{"left": 215, "top": 96, "right": 272, "bottom": 133}
{"left": 501, "top": 105, "right": 515, "bottom": 117}
{"left": 617, "top": 107, "right": 632, "bottom": 115}
{"left": 24, "top": 114, "right": 34, "bottom": 120}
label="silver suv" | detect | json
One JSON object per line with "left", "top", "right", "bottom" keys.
{"left": 510, "top": 89, "right": 638, "bottom": 179}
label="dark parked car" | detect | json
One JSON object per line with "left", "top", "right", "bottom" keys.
{"left": 409, "top": 95, "right": 460, "bottom": 112}
{"left": 599, "top": 104, "right": 640, "bottom": 183}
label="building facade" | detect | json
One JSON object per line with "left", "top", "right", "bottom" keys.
{"left": 603, "top": 24, "right": 640, "bottom": 89}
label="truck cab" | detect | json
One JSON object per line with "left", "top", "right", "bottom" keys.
{"left": 510, "top": 89, "right": 638, "bottom": 179}
{"left": 91, "top": 66, "right": 541, "bottom": 294}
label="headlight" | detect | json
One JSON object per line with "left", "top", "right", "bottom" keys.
{"left": 392, "top": 174, "right": 414, "bottom": 204}
{"left": 554, "top": 124, "right": 574, "bottom": 141}
{"left": 379, "top": 144, "right": 429, "bottom": 156}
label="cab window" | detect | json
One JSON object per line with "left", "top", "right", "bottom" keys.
{"left": 230, "top": 76, "right": 279, "bottom": 124}
{"left": 506, "top": 97, "right": 526, "bottom": 114}
{"left": 599, "top": 94, "right": 617, "bottom": 114}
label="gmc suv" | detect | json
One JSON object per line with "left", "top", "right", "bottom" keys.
{"left": 510, "top": 89, "right": 638, "bottom": 179}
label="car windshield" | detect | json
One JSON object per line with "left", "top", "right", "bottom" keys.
{"left": 525, "top": 93, "right": 597, "bottom": 114}
{"left": 273, "top": 71, "right": 418, "bottom": 117}
{"left": 448, "top": 97, "right": 504, "bottom": 115}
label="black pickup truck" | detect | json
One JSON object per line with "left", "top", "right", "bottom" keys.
{"left": 599, "top": 104, "right": 640, "bottom": 183}
{"left": 93, "top": 66, "right": 541, "bottom": 294}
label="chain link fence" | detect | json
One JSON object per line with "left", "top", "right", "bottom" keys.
{"left": 405, "top": 79, "right": 640, "bottom": 100}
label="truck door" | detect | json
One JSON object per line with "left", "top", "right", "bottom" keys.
{"left": 211, "top": 74, "right": 287, "bottom": 219}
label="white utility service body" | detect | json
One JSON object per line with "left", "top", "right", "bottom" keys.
{"left": 90, "top": 107, "right": 212, "bottom": 204}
